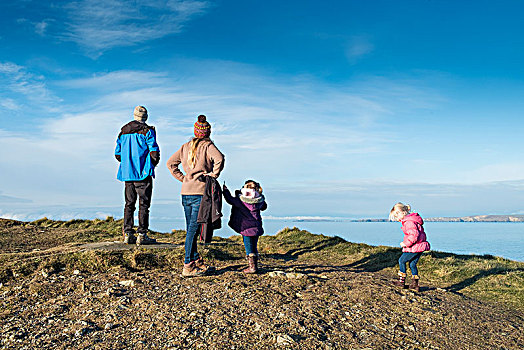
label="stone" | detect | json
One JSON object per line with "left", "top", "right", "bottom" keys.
{"left": 268, "top": 271, "right": 286, "bottom": 277}
{"left": 276, "top": 334, "right": 295, "bottom": 345}
{"left": 75, "top": 328, "right": 89, "bottom": 337}
{"left": 119, "top": 280, "right": 135, "bottom": 287}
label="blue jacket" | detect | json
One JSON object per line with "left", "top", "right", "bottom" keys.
{"left": 115, "top": 121, "right": 160, "bottom": 181}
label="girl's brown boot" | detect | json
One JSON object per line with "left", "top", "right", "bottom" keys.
{"left": 409, "top": 276, "right": 420, "bottom": 292}
{"left": 243, "top": 254, "right": 258, "bottom": 274}
{"left": 392, "top": 272, "right": 407, "bottom": 289}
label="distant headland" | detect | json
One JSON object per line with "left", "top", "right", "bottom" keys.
{"left": 354, "top": 215, "right": 524, "bottom": 223}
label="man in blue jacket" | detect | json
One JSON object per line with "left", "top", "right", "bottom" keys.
{"left": 115, "top": 106, "right": 160, "bottom": 245}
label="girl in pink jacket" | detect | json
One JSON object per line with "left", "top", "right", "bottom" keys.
{"left": 389, "top": 203, "right": 430, "bottom": 291}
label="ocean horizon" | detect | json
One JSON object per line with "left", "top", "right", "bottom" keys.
{"left": 144, "top": 217, "right": 524, "bottom": 262}
{"left": 1, "top": 212, "right": 522, "bottom": 262}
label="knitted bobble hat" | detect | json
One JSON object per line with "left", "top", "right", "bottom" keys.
{"left": 194, "top": 114, "right": 211, "bottom": 138}
{"left": 134, "top": 106, "right": 148, "bottom": 122}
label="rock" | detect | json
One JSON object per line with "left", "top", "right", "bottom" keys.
{"left": 75, "top": 328, "right": 89, "bottom": 337}
{"left": 119, "top": 280, "right": 135, "bottom": 287}
{"left": 276, "top": 334, "right": 295, "bottom": 346}
{"left": 73, "top": 270, "right": 80, "bottom": 275}
{"left": 268, "top": 271, "right": 286, "bottom": 277}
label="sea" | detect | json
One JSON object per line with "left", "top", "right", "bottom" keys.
{"left": 149, "top": 218, "right": 524, "bottom": 262}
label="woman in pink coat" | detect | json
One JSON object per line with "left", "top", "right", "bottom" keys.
{"left": 389, "top": 203, "right": 430, "bottom": 291}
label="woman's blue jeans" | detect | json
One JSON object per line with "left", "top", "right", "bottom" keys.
{"left": 243, "top": 235, "right": 259, "bottom": 256}
{"left": 182, "top": 195, "right": 202, "bottom": 264}
{"left": 398, "top": 252, "right": 423, "bottom": 276}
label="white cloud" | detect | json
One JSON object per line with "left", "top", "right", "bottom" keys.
{"left": 6, "top": 59, "right": 513, "bottom": 221}
{"left": 346, "top": 35, "right": 374, "bottom": 63}
{"left": 62, "top": 70, "right": 170, "bottom": 90}
{"left": 34, "top": 19, "right": 52, "bottom": 36}
{"left": 457, "top": 162, "right": 524, "bottom": 183}
{"left": 1, "top": 98, "right": 20, "bottom": 110}
{"left": 0, "top": 61, "right": 61, "bottom": 109}
{"left": 62, "top": 0, "right": 210, "bottom": 55}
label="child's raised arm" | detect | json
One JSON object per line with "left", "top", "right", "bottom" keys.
{"left": 222, "top": 184, "right": 235, "bottom": 205}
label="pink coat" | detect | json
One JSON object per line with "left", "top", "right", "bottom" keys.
{"left": 400, "top": 213, "right": 431, "bottom": 253}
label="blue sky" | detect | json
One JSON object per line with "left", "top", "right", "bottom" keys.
{"left": 1, "top": 0, "right": 524, "bottom": 227}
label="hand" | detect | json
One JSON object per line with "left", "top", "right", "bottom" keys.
{"left": 400, "top": 242, "right": 406, "bottom": 248}
{"left": 203, "top": 172, "right": 216, "bottom": 178}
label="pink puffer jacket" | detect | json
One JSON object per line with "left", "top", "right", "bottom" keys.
{"left": 401, "top": 213, "right": 431, "bottom": 253}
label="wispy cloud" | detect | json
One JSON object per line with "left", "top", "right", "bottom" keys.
{"left": 61, "top": 0, "right": 210, "bottom": 55}
{"left": 346, "top": 35, "right": 374, "bottom": 63}
{"left": 0, "top": 61, "right": 61, "bottom": 109}
{"left": 0, "top": 59, "right": 435, "bottom": 209}
{"left": 3, "top": 58, "right": 498, "bottom": 221}
{"left": 0, "top": 193, "right": 31, "bottom": 204}
{"left": 34, "top": 19, "right": 53, "bottom": 36}
{"left": 1, "top": 98, "right": 20, "bottom": 110}
{"left": 265, "top": 179, "right": 524, "bottom": 217}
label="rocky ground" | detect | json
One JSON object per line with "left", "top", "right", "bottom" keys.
{"left": 0, "top": 218, "right": 523, "bottom": 349}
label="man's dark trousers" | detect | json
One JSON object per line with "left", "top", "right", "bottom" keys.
{"left": 124, "top": 176, "right": 153, "bottom": 235}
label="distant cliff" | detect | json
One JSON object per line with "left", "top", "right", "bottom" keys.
{"left": 425, "top": 215, "right": 524, "bottom": 222}
{"left": 355, "top": 215, "right": 524, "bottom": 222}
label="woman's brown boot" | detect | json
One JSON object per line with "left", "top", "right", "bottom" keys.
{"left": 195, "top": 257, "right": 215, "bottom": 274}
{"left": 181, "top": 261, "right": 206, "bottom": 278}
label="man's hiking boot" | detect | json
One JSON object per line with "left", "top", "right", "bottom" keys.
{"left": 181, "top": 261, "right": 206, "bottom": 278}
{"left": 409, "top": 277, "right": 420, "bottom": 292}
{"left": 123, "top": 233, "right": 137, "bottom": 244}
{"left": 136, "top": 233, "right": 156, "bottom": 245}
{"left": 195, "top": 257, "right": 215, "bottom": 274}
{"left": 392, "top": 272, "right": 407, "bottom": 289}
{"left": 243, "top": 254, "right": 258, "bottom": 274}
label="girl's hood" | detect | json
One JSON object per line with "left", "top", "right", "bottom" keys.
{"left": 235, "top": 190, "right": 266, "bottom": 210}
{"left": 402, "top": 212, "right": 424, "bottom": 225}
